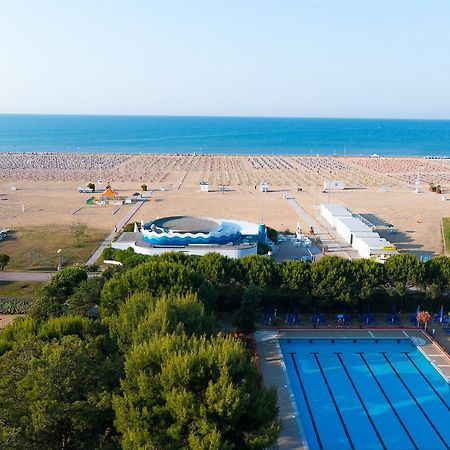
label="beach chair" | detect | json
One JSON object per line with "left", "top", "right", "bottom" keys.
{"left": 385, "top": 313, "right": 400, "bottom": 325}
{"left": 433, "top": 314, "right": 441, "bottom": 324}
{"left": 293, "top": 313, "right": 301, "bottom": 325}
{"left": 409, "top": 314, "right": 418, "bottom": 326}
{"left": 286, "top": 314, "right": 294, "bottom": 326}
{"left": 263, "top": 313, "right": 272, "bottom": 326}
{"left": 367, "top": 313, "right": 377, "bottom": 325}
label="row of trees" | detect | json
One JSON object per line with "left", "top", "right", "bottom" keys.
{"left": 103, "top": 248, "right": 450, "bottom": 306}
{"left": 2, "top": 248, "right": 449, "bottom": 448}
{"left": 0, "top": 260, "right": 281, "bottom": 449}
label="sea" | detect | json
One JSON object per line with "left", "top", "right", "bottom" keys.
{"left": 0, "top": 114, "right": 449, "bottom": 156}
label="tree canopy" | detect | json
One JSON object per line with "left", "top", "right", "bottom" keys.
{"left": 113, "top": 333, "right": 280, "bottom": 450}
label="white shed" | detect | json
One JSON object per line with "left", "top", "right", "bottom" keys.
{"left": 353, "top": 236, "right": 397, "bottom": 259}
{"left": 320, "top": 203, "right": 352, "bottom": 227}
{"left": 260, "top": 182, "right": 269, "bottom": 193}
{"left": 324, "top": 180, "right": 346, "bottom": 190}
{"left": 199, "top": 181, "right": 209, "bottom": 192}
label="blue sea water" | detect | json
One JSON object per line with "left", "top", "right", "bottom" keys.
{"left": 0, "top": 114, "right": 449, "bottom": 156}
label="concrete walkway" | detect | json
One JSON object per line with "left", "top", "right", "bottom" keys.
{"left": 86, "top": 199, "right": 147, "bottom": 265}
{"left": 0, "top": 271, "right": 53, "bottom": 282}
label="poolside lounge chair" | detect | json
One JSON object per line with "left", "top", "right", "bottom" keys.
{"left": 360, "top": 314, "right": 377, "bottom": 325}
{"left": 263, "top": 313, "right": 273, "bottom": 326}
{"left": 384, "top": 313, "right": 400, "bottom": 325}
{"left": 409, "top": 314, "right": 419, "bottom": 326}
{"left": 310, "top": 313, "right": 326, "bottom": 326}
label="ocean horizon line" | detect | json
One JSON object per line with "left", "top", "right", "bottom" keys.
{"left": 1, "top": 112, "right": 450, "bottom": 122}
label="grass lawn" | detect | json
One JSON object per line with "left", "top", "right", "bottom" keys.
{"left": 443, "top": 218, "right": 450, "bottom": 255}
{"left": 0, "top": 281, "right": 42, "bottom": 298}
{"left": 0, "top": 225, "right": 107, "bottom": 271}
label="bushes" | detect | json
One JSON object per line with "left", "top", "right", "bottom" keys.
{"left": 0, "top": 297, "right": 33, "bottom": 314}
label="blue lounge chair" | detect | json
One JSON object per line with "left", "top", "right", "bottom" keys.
{"left": 360, "top": 313, "right": 377, "bottom": 325}
{"left": 263, "top": 312, "right": 273, "bottom": 326}
{"left": 409, "top": 314, "right": 418, "bottom": 326}
{"left": 433, "top": 314, "right": 441, "bottom": 324}
{"left": 310, "top": 313, "right": 326, "bottom": 326}
{"left": 385, "top": 313, "right": 400, "bottom": 325}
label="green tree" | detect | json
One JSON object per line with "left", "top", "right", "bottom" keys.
{"left": 71, "top": 221, "right": 88, "bottom": 247}
{"left": 0, "top": 334, "right": 121, "bottom": 449}
{"left": 425, "top": 256, "right": 450, "bottom": 291}
{"left": 0, "top": 253, "right": 10, "bottom": 270}
{"left": 385, "top": 253, "right": 425, "bottom": 296}
{"left": 113, "top": 333, "right": 280, "bottom": 449}
{"left": 238, "top": 255, "right": 278, "bottom": 287}
{"left": 195, "top": 252, "right": 230, "bottom": 286}
{"left": 108, "top": 291, "right": 215, "bottom": 351}
{"left": 352, "top": 258, "right": 385, "bottom": 300}
{"left": 29, "top": 266, "right": 88, "bottom": 320}
{"left": 233, "top": 285, "right": 262, "bottom": 334}
{"left": 100, "top": 260, "right": 211, "bottom": 319}
{"left": 279, "top": 259, "right": 311, "bottom": 291}
{"left": 310, "top": 256, "right": 355, "bottom": 304}
{"left": 87, "top": 182, "right": 95, "bottom": 191}
{"left": 67, "top": 276, "right": 105, "bottom": 316}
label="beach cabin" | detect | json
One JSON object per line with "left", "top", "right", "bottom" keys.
{"left": 260, "top": 182, "right": 269, "bottom": 193}
{"left": 199, "top": 181, "right": 209, "bottom": 192}
{"left": 320, "top": 203, "right": 352, "bottom": 227}
{"left": 335, "top": 217, "right": 373, "bottom": 245}
{"left": 324, "top": 180, "right": 346, "bottom": 190}
{"left": 353, "top": 236, "right": 397, "bottom": 261}
{"left": 101, "top": 187, "right": 118, "bottom": 199}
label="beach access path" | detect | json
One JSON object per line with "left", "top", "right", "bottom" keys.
{"left": 85, "top": 196, "right": 149, "bottom": 266}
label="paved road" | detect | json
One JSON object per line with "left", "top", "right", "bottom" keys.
{"left": 0, "top": 271, "right": 53, "bottom": 282}
{"left": 85, "top": 198, "right": 148, "bottom": 265}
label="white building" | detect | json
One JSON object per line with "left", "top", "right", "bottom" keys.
{"left": 324, "top": 180, "right": 346, "bottom": 190}
{"left": 320, "top": 203, "right": 397, "bottom": 261}
{"left": 199, "top": 181, "right": 209, "bottom": 192}
{"left": 352, "top": 236, "right": 397, "bottom": 261}
{"left": 260, "top": 182, "right": 269, "bottom": 193}
{"left": 320, "top": 203, "right": 352, "bottom": 227}
{"left": 335, "top": 217, "right": 373, "bottom": 245}
{"left": 112, "top": 216, "right": 262, "bottom": 259}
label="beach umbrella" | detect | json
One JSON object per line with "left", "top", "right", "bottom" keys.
{"left": 416, "top": 305, "right": 421, "bottom": 315}
{"left": 439, "top": 305, "right": 444, "bottom": 323}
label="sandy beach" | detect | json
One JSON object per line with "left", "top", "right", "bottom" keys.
{"left": 1, "top": 153, "right": 449, "bottom": 256}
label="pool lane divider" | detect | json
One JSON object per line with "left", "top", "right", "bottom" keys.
{"left": 381, "top": 352, "right": 450, "bottom": 450}
{"left": 311, "top": 352, "right": 355, "bottom": 450}
{"left": 334, "top": 352, "right": 387, "bottom": 450}
{"left": 358, "top": 352, "right": 419, "bottom": 450}
{"left": 402, "top": 352, "right": 450, "bottom": 412}
{"left": 288, "top": 352, "right": 324, "bottom": 450}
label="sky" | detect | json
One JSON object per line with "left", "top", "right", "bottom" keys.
{"left": 0, "top": 0, "right": 449, "bottom": 119}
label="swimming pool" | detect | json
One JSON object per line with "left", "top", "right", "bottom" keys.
{"left": 279, "top": 338, "right": 450, "bottom": 450}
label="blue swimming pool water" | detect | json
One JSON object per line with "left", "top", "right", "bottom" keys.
{"left": 279, "top": 338, "right": 450, "bottom": 450}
